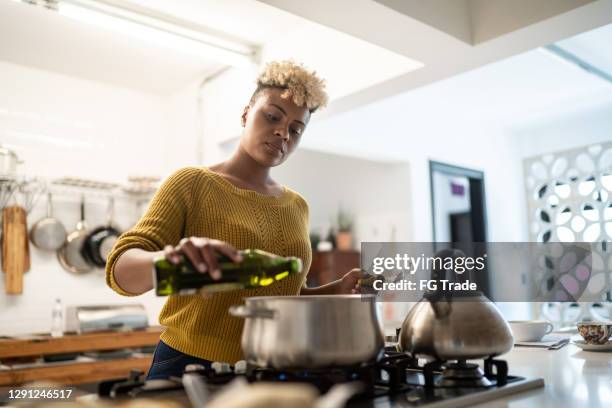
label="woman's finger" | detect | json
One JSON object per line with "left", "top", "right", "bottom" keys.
{"left": 211, "top": 240, "right": 243, "bottom": 263}
{"left": 200, "top": 242, "right": 220, "bottom": 280}
{"left": 181, "top": 239, "right": 207, "bottom": 273}
{"left": 164, "top": 245, "right": 180, "bottom": 264}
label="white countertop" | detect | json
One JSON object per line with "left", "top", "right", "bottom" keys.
{"left": 473, "top": 337, "right": 612, "bottom": 408}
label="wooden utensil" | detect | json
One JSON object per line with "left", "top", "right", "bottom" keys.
{"left": 24, "top": 218, "right": 30, "bottom": 273}
{"left": 3, "top": 205, "right": 28, "bottom": 294}
{"left": 2, "top": 206, "right": 8, "bottom": 273}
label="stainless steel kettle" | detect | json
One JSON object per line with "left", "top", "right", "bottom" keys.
{"left": 399, "top": 248, "right": 513, "bottom": 360}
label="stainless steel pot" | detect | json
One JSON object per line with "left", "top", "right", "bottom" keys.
{"left": 229, "top": 295, "right": 384, "bottom": 368}
{"left": 0, "top": 146, "right": 23, "bottom": 179}
{"left": 399, "top": 249, "right": 513, "bottom": 360}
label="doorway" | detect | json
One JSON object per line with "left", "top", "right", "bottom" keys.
{"left": 429, "top": 160, "right": 490, "bottom": 296}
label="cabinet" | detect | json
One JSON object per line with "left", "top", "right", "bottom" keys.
{"left": 307, "top": 250, "right": 360, "bottom": 286}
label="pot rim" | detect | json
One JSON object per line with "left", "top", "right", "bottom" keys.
{"left": 244, "top": 294, "right": 377, "bottom": 301}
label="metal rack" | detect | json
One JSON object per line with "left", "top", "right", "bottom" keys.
{"left": 0, "top": 175, "right": 160, "bottom": 212}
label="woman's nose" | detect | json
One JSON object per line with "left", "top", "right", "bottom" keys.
{"left": 274, "top": 128, "right": 289, "bottom": 141}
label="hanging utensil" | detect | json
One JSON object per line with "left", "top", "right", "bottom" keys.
{"left": 83, "top": 197, "right": 121, "bottom": 267}
{"left": 3, "top": 205, "right": 28, "bottom": 294}
{"left": 57, "top": 196, "right": 93, "bottom": 274}
{"left": 30, "top": 192, "right": 67, "bottom": 251}
{"left": 0, "top": 145, "right": 23, "bottom": 180}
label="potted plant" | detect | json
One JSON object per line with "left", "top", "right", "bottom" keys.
{"left": 335, "top": 207, "right": 354, "bottom": 250}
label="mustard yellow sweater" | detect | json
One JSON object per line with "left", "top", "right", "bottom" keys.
{"left": 106, "top": 167, "right": 311, "bottom": 363}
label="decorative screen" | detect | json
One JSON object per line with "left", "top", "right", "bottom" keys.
{"left": 524, "top": 142, "right": 612, "bottom": 323}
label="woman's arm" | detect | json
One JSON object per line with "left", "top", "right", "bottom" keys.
{"left": 106, "top": 168, "right": 197, "bottom": 296}
{"left": 300, "top": 269, "right": 362, "bottom": 295}
{"left": 113, "top": 248, "right": 164, "bottom": 295}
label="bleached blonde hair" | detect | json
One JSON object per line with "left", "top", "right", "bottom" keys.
{"left": 250, "top": 60, "right": 328, "bottom": 112}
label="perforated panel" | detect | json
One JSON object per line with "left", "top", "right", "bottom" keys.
{"left": 524, "top": 142, "right": 612, "bottom": 321}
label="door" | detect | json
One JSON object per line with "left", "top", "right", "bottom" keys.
{"left": 430, "top": 160, "right": 490, "bottom": 296}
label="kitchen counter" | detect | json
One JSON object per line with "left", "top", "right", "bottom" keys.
{"left": 473, "top": 337, "right": 612, "bottom": 408}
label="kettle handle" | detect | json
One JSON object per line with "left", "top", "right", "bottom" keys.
{"left": 428, "top": 248, "right": 467, "bottom": 284}
{"left": 426, "top": 248, "right": 467, "bottom": 318}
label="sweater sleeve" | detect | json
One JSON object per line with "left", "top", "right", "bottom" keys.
{"left": 105, "top": 167, "right": 201, "bottom": 296}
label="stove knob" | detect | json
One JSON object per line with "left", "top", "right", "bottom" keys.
{"left": 234, "top": 360, "right": 247, "bottom": 375}
{"left": 185, "top": 364, "right": 206, "bottom": 373}
{"left": 211, "top": 362, "right": 231, "bottom": 374}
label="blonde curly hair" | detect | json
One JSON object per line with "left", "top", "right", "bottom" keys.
{"left": 250, "top": 60, "right": 328, "bottom": 112}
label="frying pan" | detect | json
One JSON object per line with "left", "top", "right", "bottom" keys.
{"left": 30, "top": 192, "right": 67, "bottom": 251}
{"left": 57, "top": 196, "right": 93, "bottom": 274}
{"left": 83, "top": 197, "right": 120, "bottom": 267}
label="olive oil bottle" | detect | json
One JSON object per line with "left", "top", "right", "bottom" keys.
{"left": 153, "top": 249, "right": 302, "bottom": 296}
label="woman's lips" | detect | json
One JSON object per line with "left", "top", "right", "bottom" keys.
{"left": 264, "top": 142, "right": 283, "bottom": 156}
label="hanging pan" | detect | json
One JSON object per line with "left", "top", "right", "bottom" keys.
{"left": 30, "top": 192, "right": 67, "bottom": 251}
{"left": 83, "top": 197, "right": 121, "bottom": 267}
{"left": 57, "top": 195, "right": 93, "bottom": 274}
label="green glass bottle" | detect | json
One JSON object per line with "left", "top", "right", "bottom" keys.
{"left": 153, "top": 249, "right": 303, "bottom": 296}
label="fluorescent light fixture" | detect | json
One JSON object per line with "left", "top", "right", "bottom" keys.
{"left": 56, "top": 0, "right": 257, "bottom": 68}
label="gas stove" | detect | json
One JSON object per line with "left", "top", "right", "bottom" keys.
{"left": 98, "top": 348, "right": 544, "bottom": 408}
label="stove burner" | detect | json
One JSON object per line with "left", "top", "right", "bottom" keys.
{"left": 438, "top": 361, "right": 491, "bottom": 388}
{"left": 248, "top": 364, "right": 378, "bottom": 395}
{"left": 98, "top": 350, "right": 524, "bottom": 407}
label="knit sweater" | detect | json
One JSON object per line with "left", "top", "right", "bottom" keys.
{"left": 105, "top": 167, "right": 312, "bottom": 363}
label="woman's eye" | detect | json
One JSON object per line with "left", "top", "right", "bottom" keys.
{"left": 290, "top": 128, "right": 302, "bottom": 136}
{"left": 266, "top": 113, "right": 279, "bottom": 122}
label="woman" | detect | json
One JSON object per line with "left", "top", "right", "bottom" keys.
{"left": 106, "top": 60, "right": 364, "bottom": 380}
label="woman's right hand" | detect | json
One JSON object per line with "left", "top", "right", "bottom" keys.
{"left": 164, "top": 237, "right": 243, "bottom": 280}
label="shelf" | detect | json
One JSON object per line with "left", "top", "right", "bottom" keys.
{"left": 0, "top": 357, "right": 152, "bottom": 386}
{"left": 0, "top": 326, "right": 163, "bottom": 358}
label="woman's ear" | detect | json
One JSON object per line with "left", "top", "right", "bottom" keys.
{"left": 241, "top": 105, "right": 250, "bottom": 127}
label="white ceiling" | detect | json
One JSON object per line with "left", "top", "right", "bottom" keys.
{"left": 260, "top": 0, "right": 612, "bottom": 119}
{"left": 556, "top": 23, "right": 612, "bottom": 78}
{"left": 0, "top": 0, "right": 226, "bottom": 94}
{"left": 299, "top": 22, "right": 612, "bottom": 161}
{"left": 0, "top": 0, "right": 422, "bottom": 96}
{"left": 1, "top": 0, "right": 611, "bottom": 109}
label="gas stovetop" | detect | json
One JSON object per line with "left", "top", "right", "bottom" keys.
{"left": 98, "top": 349, "right": 544, "bottom": 408}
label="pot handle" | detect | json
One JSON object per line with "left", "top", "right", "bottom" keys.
{"left": 229, "top": 305, "right": 275, "bottom": 319}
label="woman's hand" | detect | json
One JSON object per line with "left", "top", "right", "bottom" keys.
{"left": 337, "top": 268, "right": 365, "bottom": 294}
{"left": 301, "top": 269, "right": 377, "bottom": 296}
{"left": 164, "top": 237, "right": 242, "bottom": 280}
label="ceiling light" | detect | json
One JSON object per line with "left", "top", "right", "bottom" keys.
{"left": 53, "top": 0, "right": 258, "bottom": 68}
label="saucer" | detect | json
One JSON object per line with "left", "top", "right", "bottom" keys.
{"left": 571, "top": 339, "right": 612, "bottom": 352}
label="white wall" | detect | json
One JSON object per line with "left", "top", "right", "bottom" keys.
{"left": 272, "top": 148, "right": 413, "bottom": 245}
{"left": 0, "top": 61, "right": 175, "bottom": 336}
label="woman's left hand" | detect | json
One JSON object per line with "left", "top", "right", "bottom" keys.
{"left": 337, "top": 268, "right": 365, "bottom": 294}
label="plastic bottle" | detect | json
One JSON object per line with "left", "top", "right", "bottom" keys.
{"left": 51, "top": 298, "right": 63, "bottom": 337}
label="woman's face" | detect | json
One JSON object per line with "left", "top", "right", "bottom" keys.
{"left": 240, "top": 88, "right": 310, "bottom": 167}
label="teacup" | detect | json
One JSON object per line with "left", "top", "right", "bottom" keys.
{"left": 508, "top": 320, "right": 553, "bottom": 342}
{"left": 577, "top": 322, "right": 612, "bottom": 345}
